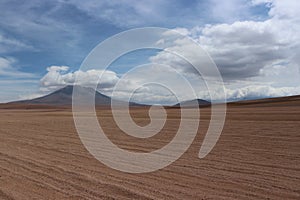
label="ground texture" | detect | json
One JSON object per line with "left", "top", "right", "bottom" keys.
{"left": 0, "top": 101, "right": 299, "bottom": 199}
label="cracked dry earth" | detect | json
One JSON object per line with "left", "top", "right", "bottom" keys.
{"left": 0, "top": 102, "right": 299, "bottom": 199}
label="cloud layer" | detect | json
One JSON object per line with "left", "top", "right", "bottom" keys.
{"left": 0, "top": 0, "right": 299, "bottom": 103}
{"left": 31, "top": 0, "right": 300, "bottom": 104}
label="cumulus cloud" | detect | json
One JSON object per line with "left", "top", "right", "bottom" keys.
{"left": 110, "top": 64, "right": 204, "bottom": 104}
{"left": 39, "top": 65, "right": 119, "bottom": 93}
{"left": 152, "top": 7, "right": 299, "bottom": 80}
{"left": 147, "top": 0, "right": 300, "bottom": 101}
{"left": 252, "top": 0, "right": 300, "bottom": 19}
{"left": 198, "top": 20, "right": 290, "bottom": 79}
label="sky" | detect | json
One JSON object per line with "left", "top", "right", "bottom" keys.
{"left": 0, "top": 0, "right": 299, "bottom": 104}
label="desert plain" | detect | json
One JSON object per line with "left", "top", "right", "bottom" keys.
{"left": 0, "top": 96, "right": 299, "bottom": 199}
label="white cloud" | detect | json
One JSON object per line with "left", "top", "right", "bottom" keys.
{"left": 226, "top": 85, "right": 300, "bottom": 101}
{"left": 16, "top": 66, "right": 121, "bottom": 102}
{"left": 198, "top": 20, "right": 291, "bottom": 79}
{"left": 39, "top": 65, "right": 119, "bottom": 93}
{"left": 0, "top": 57, "right": 36, "bottom": 78}
{"left": 146, "top": 0, "right": 300, "bottom": 101}
{"left": 110, "top": 64, "right": 202, "bottom": 104}
{"left": 152, "top": 15, "right": 299, "bottom": 80}
{"left": 252, "top": 0, "right": 300, "bottom": 19}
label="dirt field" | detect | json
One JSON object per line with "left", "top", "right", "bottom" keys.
{"left": 0, "top": 101, "right": 299, "bottom": 199}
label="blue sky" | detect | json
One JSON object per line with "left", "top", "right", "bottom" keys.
{"left": 0, "top": 0, "right": 299, "bottom": 103}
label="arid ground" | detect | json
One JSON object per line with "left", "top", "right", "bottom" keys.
{"left": 0, "top": 97, "right": 299, "bottom": 199}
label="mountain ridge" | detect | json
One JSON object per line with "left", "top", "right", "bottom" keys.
{"left": 173, "top": 99, "right": 211, "bottom": 108}
{"left": 8, "top": 85, "right": 142, "bottom": 106}
{"left": 6, "top": 85, "right": 298, "bottom": 108}
{"left": 5, "top": 85, "right": 212, "bottom": 107}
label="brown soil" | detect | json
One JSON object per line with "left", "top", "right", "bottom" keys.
{"left": 0, "top": 100, "right": 299, "bottom": 199}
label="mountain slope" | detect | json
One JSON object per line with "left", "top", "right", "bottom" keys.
{"left": 173, "top": 99, "right": 211, "bottom": 108}
{"left": 228, "top": 95, "right": 300, "bottom": 107}
{"left": 10, "top": 85, "right": 141, "bottom": 106}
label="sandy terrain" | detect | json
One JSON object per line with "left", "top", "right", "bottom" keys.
{"left": 0, "top": 100, "right": 299, "bottom": 199}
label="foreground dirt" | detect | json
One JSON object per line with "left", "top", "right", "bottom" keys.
{"left": 0, "top": 104, "right": 299, "bottom": 199}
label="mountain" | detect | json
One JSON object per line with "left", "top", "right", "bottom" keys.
{"left": 173, "top": 99, "right": 211, "bottom": 108}
{"left": 9, "top": 85, "right": 142, "bottom": 106}
{"left": 228, "top": 95, "right": 300, "bottom": 107}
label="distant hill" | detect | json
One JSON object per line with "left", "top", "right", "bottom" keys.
{"left": 173, "top": 99, "right": 211, "bottom": 108}
{"left": 3, "top": 85, "right": 299, "bottom": 109}
{"left": 7, "top": 85, "right": 142, "bottom": 106}
{"left": 228, "top": 95, "right": 300, "bottom": 107}
{"left": 174, "top": 95, "right": 300, "bottom": 108}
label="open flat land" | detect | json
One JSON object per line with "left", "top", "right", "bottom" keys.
{"left": 0, "top": 98, "right": 299, "bottom": 199}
